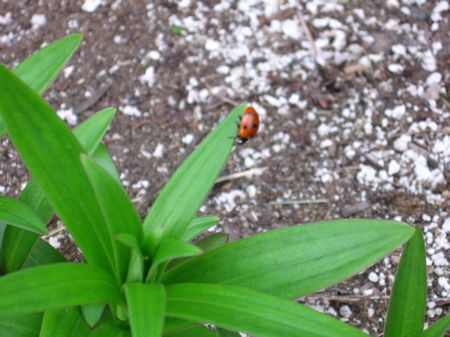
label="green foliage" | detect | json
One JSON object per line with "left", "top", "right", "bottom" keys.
{"left": 0, "top": 35, "right": 447, "bottom": 337}
{"left": 171, "top": 26, "right": 185, "bottom": 37}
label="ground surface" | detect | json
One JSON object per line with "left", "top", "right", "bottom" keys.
{"left": 1, "top": 0, "right": 450, "bottom": 336}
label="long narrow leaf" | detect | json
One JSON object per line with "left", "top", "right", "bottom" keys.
{"left": 166, "top": 283, "right": 369, "bottom": 337}
{"left": 88, "top": 317, "right": 132, "bottom": 337}
{"left": 82, "top": 303, "right": 105, "bottom": 328}
{"left": 81, "top": 155, "right": 143, "bottom": 283}
{"left": 0, "top": 313, "right": 42, "bottom": 337}
{"left": 167, "top": 233, "right": 229, "bottom": 271}
{"left": 124, "top": 283, "right": 165, "bottom": 337}
{"left": 0, "top": 66, "right": 117, "bottom": 278}
{"left": 40, "top": 307, "right": 91, "bottom": 337}
{"left": 419, "top": 316, "right": 450, "bottom": 337}
{"left": 1, "top": 108, "right": 115, "bottom": 273}
{"left": 384, "top": 226, "right": 427, "bottom": 337}
{"left": 215, "top": 327, "right": 241, "bottom": 337}
{"left": 21, "top": 238, "right": 66, "bottom": 269}
{"left": 181, "top": 216, "right": 220, "bottom": 242}
{"left": 0, "top": 263, "right": 125, "bottom": 315}
{"left": 146, "top": 240, "right": 202, "bottom": 283}
{"left": 12, "top": 35, "right": 82, "bottom": 96}
{"left": 91, "top": 143, "right": 121, "bottom": 184}
{"left": 143, "top": 104, "right": 244, "bottom": 242}
{"left": 0, "top": 196, "right": 47, "bottom": 234}
{"left": 162, "top": 220, "right": 414, "bottom": 299}
{"left": 0, "top": 35, "right": 82, "bottom": 136}
{"left": 164, "top": 326, "right": 215, "bottom": 337}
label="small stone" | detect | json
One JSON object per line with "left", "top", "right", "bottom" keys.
{"left": 388, "top": 63, "right": 405, "bottom": 74}
{"left": 368, "top": 272, "right": 379, "bottom": 282}
{"left": 339, "top": 305, "right": 352, "bottom": 318}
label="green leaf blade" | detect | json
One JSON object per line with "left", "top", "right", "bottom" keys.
{"left": 124, "top": 283, "right": 165, "bottom": 337}
{"left": 146, "top": 240, "right": 202, "bottom": 282}
{"left": 181, "top": 216, "right": 220, "bottom": 242}
{"left": 1, "top": 108, "right": 116, "bottom": 273}
{"left": 162, "top": 220, "right": 414, "bottom": 299}
{"left": 143, "top": 104, "right": 244, "bottom": 241}
{"left": 0, "top": 263, "right": 125, "bottom": 316}
{"left": 0, "top": 196, "right": 47, "bottom": 234}
{"left": 40, "top": 307, "right": 91, "bottom": 337}
{"left": 12, "top": 34, "right": 82, "bottom": 95}
{"left": 0, "top": 65, "right": 116, "bottom": 277}
{"left": 0, "top": 313, "right": 42, "bottom": 337}
{"left": 81, "top": 154, "right": 144, "bottom": 283}
{"left": 384, "top": 226, "right": 427, "bottom": 337}
{"left": 419, "top": 315, "right": 450, "bottom": 337}
{"left": 0, "top": 35, "right": 83, "bottom": 137}
{"left": 166, "top": 284, "right": 369, "bottom": 337}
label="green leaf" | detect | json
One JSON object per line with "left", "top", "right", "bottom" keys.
{"left": 0, "top": 313, "right": 42, "bottom": 337}
{"left": 384, "top": 226, "right": 427, "bottom": 337}
{"left": 181, "top": 216, "right": 220, "bottom": 242}
{"left": 0, "top": 263, "right": 125, "bottom": 315}
{"left": 166, "top": 283, "right": 369, "bottom": 337}
{"left": 163, "top": 318, "right": 199, "bottom": 335}
{"left": 72, "top": 108, "right": 116, "bottom": 154}
{"left": 143, "top": 104, "right": 244, "bottom": 242}
{"left": 162, "top": 220, "right": 414, "bottom": 299}
{"left": 167, "top": 233, "right": 230, "bottom": 271}
{"left": 1, "top": 107, "right": 116, "bottom": 273}
{"left": 0, "top": 34, "right": 83, "bottom": 137}
{"left": 13, "top": 34, "right": 82, "bottom": 96}
{"left": 124, "top": 283, "right": 165, "bottom": 337}
{"left": 0, "top": 65, "right": 117, "bottom": 278}
{"left": 419, "top": 315, "right": 450, "bottom": 337}
{"left": 82, "top": 303, "right": 105, "bottom": 328}
{"left": 0, "top": 196, "right": 47, "bottom": 234}
{"left": 171, "top": 26, "right": 185, "bottom": 37}
{"left": 91, "top": 143, "right": 121, "bottom": 184}
{"left": 40, "top": 307, "right": 91, "bottom": 337}
{"left": 21, "top": 238, "right": 66, "bottom": 269}
{"left": 164, "top": 326, "right": 215, "bottom": 337}
{"left": 116, "top": 234, "right": 145, "bottom": 283}
{"left": 194, "top": 233, "right": 229, "bottom": 252}
{"left": 88, "top": 317, "right": 132, "bottom": 337}
{"left": 146, "top": 240, "right": 202, "bottom": 283}
{"left": 215, "top": 327, "right": 241, "bottom": 337}
{"left": 81, "top": 154, "right": 144, "bottom": 283}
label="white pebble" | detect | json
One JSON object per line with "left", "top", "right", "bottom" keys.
{"left": 368, "top": 271, "right": 379, "bottom": 282}
{"left": 422, "top": 214, "right": 431, "bottom": 222}
{"left": 182, "top": 134, "right": 194, "bottom": 144}
{"left": 339, "top": 305, "right": 352, "bottom": 318}
{"left": 438, "top": 276, "right": 450, "bottom": 291}
{"left": 393, "top": 134, "right": 411, "bottom": 151}
{"left": 442, "top": 218, "right": 450, "bottom": 233}
{"left": 147, "top": 50, "right": 161, "bottom": 60}
{"left": 48, "top": 236, "right": 61, "bottom": 249}
{"left": 152, "top": 143, "right": 164, "bottom": 158}
{"left": 392, "top": 44, "right": 407, "bottom": 56}
{"left": 388, "top": 63, "right": 405, "bottom": 74}
{"left": 426, "top": 72, "right": 442, "bottom": 86}
{"left": 205, "top": 39, "right": 221, "bottom": 51}
{"left": 388, "top": 160, "right": 401, "bottom": 175}
{"left": 385, "top": 105, "right": 406, "bottom": 119}
{"left": 121, "top": 106, "right": 141, "bottom": 117}
{"left": 139, "top": 67, "right": 155, "bottom": 87}
{"left": 82, "top": 0, "right": 103, "bottom": 12}
{"left": 31, "top": 14, "right": 46, "bottom": 30}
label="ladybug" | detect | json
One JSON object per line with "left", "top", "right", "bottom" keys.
{"left": 235, "top": 106, "right": 260, "bottom": 144}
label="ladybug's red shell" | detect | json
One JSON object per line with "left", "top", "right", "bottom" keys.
{"left": 236, "top": 106, "right": 260, "bottom": 144}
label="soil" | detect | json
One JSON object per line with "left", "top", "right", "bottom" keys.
{"left": 1, "top": 1, "right": 449, "bottom": 336}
